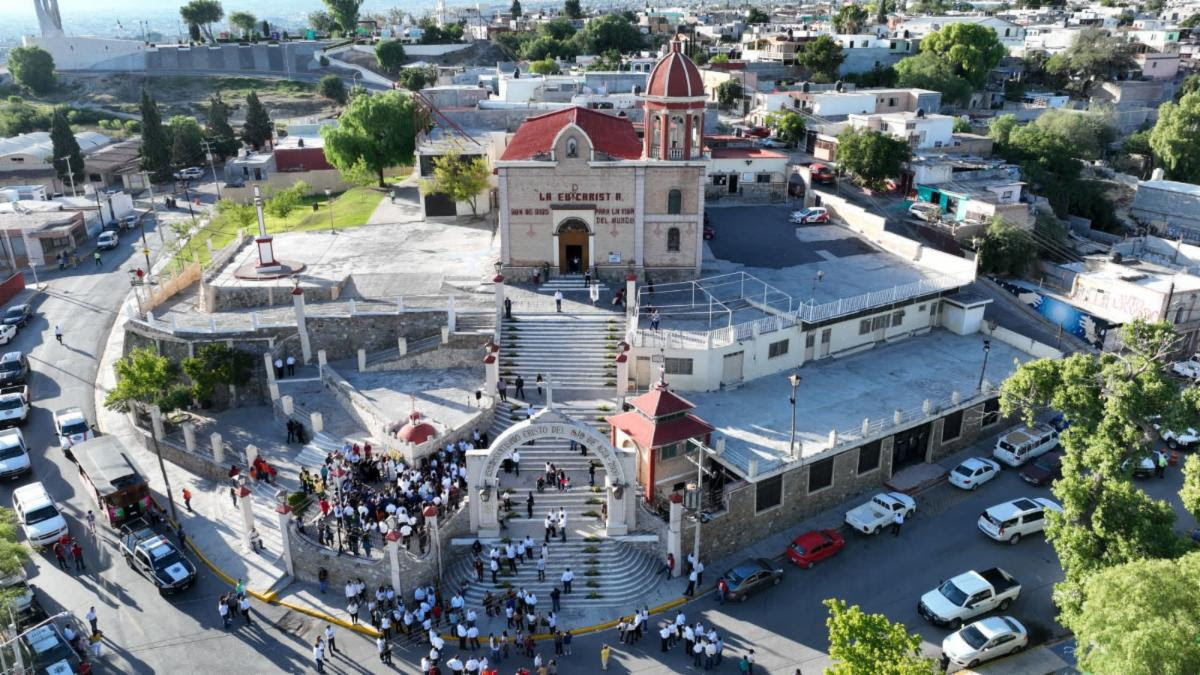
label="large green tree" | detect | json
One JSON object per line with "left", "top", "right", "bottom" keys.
{"left": 375, "top": 40, "right": 406, "bottom": 74}
{"left": 895, "top": 51, "right": 972, "bottom": 106}
{"left": 1071, "top": 552, "right": 1200, "bottom": 675}
{"left": 139, "top": 88, "right": 172, "bottom": 182}
{"left": 576, "top": 14, "right": 643, "bottom": 54}
{"left": 1031, "top": 109, "right": 1115, "bottom": 161}
{"left": 1150, "top": 91, "right": 1200, "bottom": 184}
{"left": 105, "top": 348, "right": 181, "bottom": 413}
{"left": 204, "top": 92, "right": 238, "bottom": 159}
{"left": 987, "top": 113, "right": 1018, "bottom": 147}
{"left": 6, "top": 46, "right": 55, "bottom": 95}
{"left": 49, "top": 108, "right": 83, "bottom": 190}
{"left": 833, "top": 5, "right": 869, "bottom": 34}
{"left": 321, "top": 89, "right": 426, "bottom": 187}
{"left": 308, "top": 10, "right": 337, "bottom": 34}
{"left": 181, "top": 343, "right": 253, "bottom": 404}
{"left": 918, "top": 23, "right": 1007, "bottom": 88}
{"left": 836, "top": 127, "right": 911, "bottom": 190}
{"left": 0, "top": 98, "right": 51, "bottom": 136}
{"left": 318, "top": 74, "right": 347, "bottom": 104}
{"left": 715, "top": 80, "right": 743, "bottom": 109}
{"left": 179, "top": 0, "right": 224, "bottom": 44}
{"left": 240, "top": 91, "right": 272, "bottom": 151}
{"left": 1046, "top": 27, "right": 1134, "bottom": 92}
{"left": 976, "top": 217, "right": 1033, "bottom": 276}
{"left": 1000, "top": 320, "right": 1190, "bottom": 625}
{"left": 419, "top": 149, "right": 490, "bottom": 217}
{"left": 764, "top": 111, "right": 806, "bottom": 146}
{"left": 324, "top": 0, "right": 364, "bottom": 34}
{"left": 530, "top": 58, "right": 560, "bottom": 75}
{"left": 824, "top": 598, "right": 935, "bottom": 675}
{"left": 168, "top": 115, "right": 205, "bottom": 169}
{"left": 510, "top": 0, "right": 522, "bottom": 19}
{"left": 799, "top": 34, "right": 845, "bottom": 82}
{"left": 229, "top": 11, "right": 256, "bottom": 39}
{"left": 563, "top": 0, "right": 583, "bottom": 19}
{"left": 745, "top": 7, "right": 770, "bottom": 24}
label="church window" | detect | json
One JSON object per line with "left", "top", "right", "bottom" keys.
{"left": 667, "top": 190, "right": 682, "bottom": 214}
{"left": 667, "top": 227, "right": 681, "bottom": 251}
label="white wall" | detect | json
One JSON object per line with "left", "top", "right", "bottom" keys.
{"left": 812, "top": 93, "right": 876, "bottom": 117}
{"left": 23, "top": 35, "right": 148, "bottom": 71}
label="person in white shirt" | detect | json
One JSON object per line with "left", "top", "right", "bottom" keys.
{"left": 561, "top": 567, "right": 575, "bottom": 593}
{"left": 324, "top": 624, "right": 337, "bottom": 653}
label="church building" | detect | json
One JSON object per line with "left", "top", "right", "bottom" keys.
{"left": 496, "top": 39, "right": 708, "bottom": 281}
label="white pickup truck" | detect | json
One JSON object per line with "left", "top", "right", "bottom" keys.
{"left": 844, "top": 492, "right": 916, "bottom": 535}
{"left": 918, "top": 567, "right": 1022, "bottom": 629}
{"left": 0, "top": 385, "right": 29, "bottom": 427}
{"left": 1172, "top": 354, "right": 1200, "bottom": 380}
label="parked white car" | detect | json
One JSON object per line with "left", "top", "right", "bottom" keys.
{"left": 1172, "top": 354, "right": 1200, "bottom": 380}
{"left": 0, "top": 429, "right": 30, "bottom": 480}
{"left": 12, "top": 482, "right": 68, "bottom": 547}
{"left": 789, "top": 207, "right": 829, "bottom": 224}
{"left": 844, "top": 492, "right": 915, "bottom": 535}
{"left": 978, "top": 497, "right": 1062, "bottom": 544}
{"left": 949, "top": 457, "right": 1001, "bottom": 490}
{"left": 173, "top": 167, "right": 204, "bottom": 181}
{"left": 0, "top": 324, "right": 13, "bottom": 345}
{"left": 1149, "top": 415, "right": 1200, "bottom": 450}
{"left": 941, "top": 616, "right": 1029, "bottom": 670}
{"left": 992, "top": 424, "right": 1059, "bottom": 467}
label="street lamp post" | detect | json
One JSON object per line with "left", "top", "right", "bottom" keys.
{"left": 201, "top": 140, "right": 222, "bottom": 200}
{"left": 810, "top": 270, "right": 824, "bottom": 306}
{"left": 57, "top": 156, "right": 77, "bottom": 197}
{"left": 977, "top": 339, "right": 991, "bottom": 393}
{"left": 180, "top": 179, "right": 198, "bottom": 228}
{"left": 325, "top": 189, "right": 334, "bottom": 233}
{"left": 788, "top": 372, "right": 802, "bottom": 460}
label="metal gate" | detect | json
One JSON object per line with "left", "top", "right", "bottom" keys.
{"left": 721, "top": 351, "right": 744, "bottom": 386}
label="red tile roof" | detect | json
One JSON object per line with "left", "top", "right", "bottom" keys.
{"left": 628, "top": 386, "right": 699, "bottom": 418}
{"left": 709, "top": 147, "right": 787, "bottom": 159}
{"left": 607, "top": 411, "right": 714, "bottom": 449}
{"left": 500, "top": 107, "right": 643, "bottom": 161}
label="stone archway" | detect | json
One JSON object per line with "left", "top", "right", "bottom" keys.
{"left": 556, "top": 218, "right": 590, "bottom": 273}
{"left": 466, "top": 407, "right": 637, "bottom": 537}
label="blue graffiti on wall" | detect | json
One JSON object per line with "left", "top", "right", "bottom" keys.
{"left": 996, "top": 279, "right": 1114, "bottom": 349}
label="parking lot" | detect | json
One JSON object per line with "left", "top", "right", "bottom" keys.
{"left": 706, "top": 204, "right": 872, "bottom": 269}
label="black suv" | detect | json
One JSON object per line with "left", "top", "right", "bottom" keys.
{"left": 0, "top": 352, "right": 28, "bottom": 385}
{"left": 2, "top": 305, "right": 31, "bottom": 329}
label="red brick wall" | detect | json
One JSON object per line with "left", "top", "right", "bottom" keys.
{"left": 0, "top": 273, "right": 26, "bottom": 307}
{"left": 275, "top": 147, "right": 334, "bottom": 172}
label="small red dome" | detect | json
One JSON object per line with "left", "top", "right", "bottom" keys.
{"left": 397, "top": 409, "right": 437, "bottom": 444}
{"left": 646, "top": 39, "right": 704, "bottom": 99}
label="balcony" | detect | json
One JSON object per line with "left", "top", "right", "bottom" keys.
{"left": 668, "top": 148, "right": 684, "bottom": 159}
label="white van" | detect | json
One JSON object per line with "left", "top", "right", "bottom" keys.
{"left": 0, "top": 428, "right": 30, "bottom": 480}
{"left": 978, "top": 497, "right": 1062, "bottom": 544}
{"left": 992, "top": 424, "right": 1059, "bottom": 468}
{"left": 12, "top": 483, "right": 68, "bottom": 547}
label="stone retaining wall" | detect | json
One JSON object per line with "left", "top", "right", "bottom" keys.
{"left": 288, "top": 506, "right": 473, "bottom": 594}
{"left": 206, "top": 281, "right": 346, "bottom": 312}
{"left": 307, "top": 312, "right": 446, "bottom": 362}
{"left": 365, "top": 333, "right": 491, "bottom": 372}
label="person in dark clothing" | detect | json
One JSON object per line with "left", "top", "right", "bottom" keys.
{"left": 287, "top": 419, "right": 296, "bottom": 443}
{"left": 514, "top": 375, "right": 526, "bottom": 401}
{"left": 527, "top": 492, "right": 535, "bottom": 519}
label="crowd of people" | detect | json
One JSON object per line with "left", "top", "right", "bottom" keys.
{"left": 297, "top": 439, "right": 478, "bottom": 558}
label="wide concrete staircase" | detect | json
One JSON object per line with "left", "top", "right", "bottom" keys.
{"left": 537, "top": 273, "right": 610, "bottom": 293}
{"left": 448, "top": 400, "right": 661, "bottom": 609}
{"left": 500, "top": 313, "right": 623, "bottom": 391}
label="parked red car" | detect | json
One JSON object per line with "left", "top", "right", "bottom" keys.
{"left": 810, "top": 163, "right": 835, "bottom": 184}
{"left": 786, "top": 529, "right": 845, "bottom": 568}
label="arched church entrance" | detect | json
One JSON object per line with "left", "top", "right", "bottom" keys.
{"left": 556, "top": 219, "right": 590, "bottom": 274}
{"left": 466, "top": 407, "right": 637, "bottom": 538}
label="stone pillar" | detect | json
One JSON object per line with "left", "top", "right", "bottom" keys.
{"left": 398, "top": 337, "right": 407, "bottom": 356}
{"left": 263, "top": 353, "right": 276, "bottom": 384}
{"left": 210, "top": 432, "right": 225, "bottom": 465}
{"left": 387, "top": 531, "right": 403, "bottom": 595}
{"left": 625, "top": 273, "right": 637, "bottom": 320}
{"left": 149, "top": 405, "right": 165, "bottom": 441}
{"left": 604, "top": 476, "right": 629, "bottom": 536}
{"left": 441, "top": 326, "right": 450, "bottom": 344}
{"left": 310, "top": 412, "right": 324, "bottom": 434}
{"left": 357, "top": 348, "right": 366, "bottom": 372}
{"left": 447, "top": 295, "right": 457, "bottom": 334}
{"left": 276, "top": 504, "right": 294, "bottom": 576}
{"left": 493, "top": 273, "right": 505, "bottom": 342}
{"left": 293, "top": 286, "right": 312, "bottom": 366}
{"left": 484, "top": 353, "right": 498, "bottom": 396}
{"left": 182, "top": 423, "right": 196, "bottom": 452}
{"left": 477, "top": 486, "right": 500, "bottom": 538}
{"left": 668, "top": 498, "right": 683, "bottom": 578}
{"left": 615, "top": 353, "right": 629, "bottom": 399}
{"left": 317, "top": 350, "right": 327, "bottom": 378}
{"left": 281, "top": 395, "right": 294, "bottom": 415}
{"left": 268, "top": 382, "right": 280, "bottom": 401}
{"left": 238, "top": 485, "right": 255, "bottom": 552}
{"left": 245, "top": 444, "right": 259, "bottom": 467}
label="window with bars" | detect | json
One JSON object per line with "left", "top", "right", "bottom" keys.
{"left": 756, "top": 475, "right": 783, "bottom": 512}
{"left": 808, "top": 457, "right": 834, "bottom": 493}
{"left": 665, "top": 358, "right": 693, "bottom": 375}
{"left": 768, "top": 339, "right": 789, "bottom": 358}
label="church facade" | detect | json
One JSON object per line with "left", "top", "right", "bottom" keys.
{"left": 496, "top": 40, "right": 709, "bottom": 281}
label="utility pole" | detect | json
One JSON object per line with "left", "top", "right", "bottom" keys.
{"left": 57, "top": 156, "right": 77, "bottom": 197}
{"left": 180, "top": 180, "right": 198, "bottom": 228}
{"left": 684, "top": 440, "right": 714, "bottom": 568}
{"left": 200, "top": 139, "right": 222, "bottom": 200}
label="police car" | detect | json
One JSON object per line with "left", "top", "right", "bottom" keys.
{"left": 119, "top": 519, "right": 197, "bottom": 595}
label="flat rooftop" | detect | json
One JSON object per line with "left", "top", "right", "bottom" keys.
{"left": 688, "top": 329, "right": 1033, "bottom": 478}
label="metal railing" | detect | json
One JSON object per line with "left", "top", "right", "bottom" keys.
{"left": 631, "top": 271, "right": 971, "bottom": 349}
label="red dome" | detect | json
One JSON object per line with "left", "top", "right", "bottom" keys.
{"left": 646, "top": 39, "right": 704, "bottom": 99}
{"left": 397, "top": 409, "right": 437, "bottom": 444}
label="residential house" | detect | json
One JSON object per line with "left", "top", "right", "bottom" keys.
{"left": 706, "top": 147, "right": 788, "bottom": 201}
{"left": 914, "top": 166, "right": 1031, "bottom": 232}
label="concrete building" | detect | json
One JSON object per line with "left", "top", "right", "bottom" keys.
{"left": 415, "top": 130, "right": 497, "bottom": 219}
{"left": 1129, "top": 179, "right": 1200, "bottom": 241}
{"left": 0, "top": 131, "right": 113, "bottom": 195}
{"left": 706, "top": 147, "right": 788, "bottom": 201}
{"left": 0, "top": 207, "right": 87, "bottom": 266}
{"left": 898, "top": 16, "right": 1026, "bottom": 52}
{"left": 914, "top": 166, "right": 1031, "bottom": 231}
{"left": 496, "top": 39, "right": 707, "bottom": 281}
{"left": 848, "top": 111, "right": 955, "bottom": 150}
{"left": 608, "top": 383, "right": 715, "bottom": 503}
